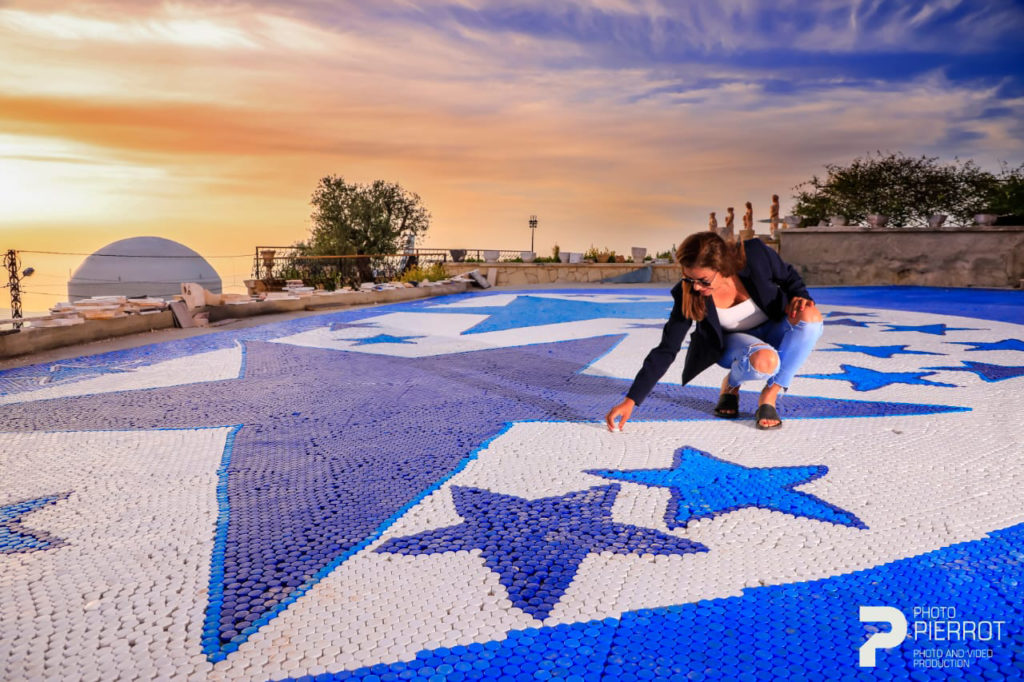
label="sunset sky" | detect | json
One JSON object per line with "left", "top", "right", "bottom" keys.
{"left": 2, "top": 0, "right": 1023, "bottom": 310}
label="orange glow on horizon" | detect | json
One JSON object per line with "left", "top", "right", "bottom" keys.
{"left": 1, "top": 2, "right": 1019, "bottom": 313}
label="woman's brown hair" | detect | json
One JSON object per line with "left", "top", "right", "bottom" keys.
{"left": 675, "top": 232, "right": 746, "bottom": 321}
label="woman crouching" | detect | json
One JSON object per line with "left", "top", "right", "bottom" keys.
{"left": 605, "top": 232, "right": 823, "bottom": 430}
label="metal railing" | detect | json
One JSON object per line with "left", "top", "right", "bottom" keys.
{"left": 251, "top": 247, "right": 531, "bottom": 290}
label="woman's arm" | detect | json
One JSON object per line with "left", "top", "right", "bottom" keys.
{"left": 758, "top": 240, "right": 812, "bottom": 301}
{"left": 624, "top": 296, "right": 691, "bottom": 406}
{"left": 606, "top": 286, "right": 691, "bottom": 431}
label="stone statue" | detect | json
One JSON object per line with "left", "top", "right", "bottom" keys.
{"left": 739, "top": 201, "right": 755, "bottom": 241}
{"left": 708, "top": 212, "right": 718, "bottom": 232}
{"left": 720, "top": 206, "right": 735, "bottom": 240}
{"left": 769, "top": 194, "right": 780, "bottom": 238}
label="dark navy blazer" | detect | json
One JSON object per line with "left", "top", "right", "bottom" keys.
{"left": 625, "top": 239, "right": 812, "bottom": 406}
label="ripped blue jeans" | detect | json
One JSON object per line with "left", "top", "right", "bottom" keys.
{"left": 716, "top": 318, "right": 824, "bottom": 391}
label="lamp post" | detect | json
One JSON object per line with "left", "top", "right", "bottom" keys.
{"left": 529, "top": 215, "right": 538, "bottom": 252}
{"left": 4, "top": 249, "right": 34, "bottom": 330}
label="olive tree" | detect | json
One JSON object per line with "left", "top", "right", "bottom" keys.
{"left": 301, "top": 176, "right": 431, "bottom": 255}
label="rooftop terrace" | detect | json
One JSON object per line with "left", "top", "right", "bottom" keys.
{"left": 1, "top": 285, "right": 1022, "bottom": 680}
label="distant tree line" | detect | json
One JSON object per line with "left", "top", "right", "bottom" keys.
{"left": 792, "top": 152, "right": 1024, "bottom": 227}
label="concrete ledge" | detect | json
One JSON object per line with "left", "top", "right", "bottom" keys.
{"left": 444, "top": 262, "right": 679, "bottom": 285}
{"left": 0, "top": 312, "right": 175, "bottom": 359}
{"left": 787, "top": 224, "right": 1024, "bottom": 234}
{"left": 301, "top": 281, "right": 471, "bottom": 311}
{"left": 780, "top": 225, "right": 1024, "bottom": 287}
{"left": 206, "top": 298, "right": 308, "bottom": 322}
{"left": 1, "top": 281, "right": 472, "bottom": 360}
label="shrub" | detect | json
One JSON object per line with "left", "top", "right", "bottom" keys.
{"left": 584, "top": 245, "right": 616, "bottom": 263}
{"left": 400, "top": 262, "right": 448, "bottom": 283}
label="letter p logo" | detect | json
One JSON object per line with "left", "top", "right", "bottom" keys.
{"left": 859, "top": 606, "right": 907, "bottom": 667}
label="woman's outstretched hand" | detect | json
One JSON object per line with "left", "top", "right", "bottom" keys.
{"left": 605, "top": 398, "right": 635, "bottom": 432}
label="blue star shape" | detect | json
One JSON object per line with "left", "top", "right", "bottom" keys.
{"left": 423, "top": 295, "right": 672, "bottom": 334}
{"left": 881, "top": 323, "right": 977, "bottom": 336}
{"left": 376, "top": 485, "right": 706, "bottom": 620}
{"left": 347, "top": 333, "right": 424, "bottom": 346}
{"left": 329, "top": 322, "right": 380, "bottom": 332}
{"left": 921, "top": 361, "right": 1024, "bottom": 383}
{"left": 43, "top": 364, "right": 132, "bottom": 384}
{"left": 820, "top": 344, "right": 942, "bottom": 359}
{"left": 0, "top": 336, "right": 967, "bottom": 659}
{"left": 947, "top": 339, "right": 1024, "bottom": 353}
{"left": 1, "top": 493, "right": 70, "bottom": 554}
{"left": 587, "top": 447, "right": 864, "bottom": 530}
{"left": 825, "top": 318, "right": 872, "bottom": 328}
{"left": 825, "top": 311, "right": 877, "bottom": 318}
{"left": 800, "top": 364, "right": 959, "bottom": 391}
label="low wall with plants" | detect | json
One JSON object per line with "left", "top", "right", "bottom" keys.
{"left": 444, "top": 262, "right": 680, "bottom": 286}
{"left": 779, "top": 225, "right": 1024, "bottom": 288}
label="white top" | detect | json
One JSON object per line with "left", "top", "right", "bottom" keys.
{"left": 716, "top": 297, "right": 769, "bottom": 332}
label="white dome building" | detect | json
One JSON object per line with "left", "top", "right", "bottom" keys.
{"left": 68, "top": 237, "right": 222, "bottom": 302}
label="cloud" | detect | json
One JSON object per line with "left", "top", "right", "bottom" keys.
{"left": 0, "top": 0, "right": 1021, "bottom": 274}
{"left": 0, "top": 6, "right": 259, "bottom": 49}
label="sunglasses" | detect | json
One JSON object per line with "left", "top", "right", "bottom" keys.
{"left": 681, "top": 271, "right": 718, "bottom": 288}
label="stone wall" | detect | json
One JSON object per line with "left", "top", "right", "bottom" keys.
{"left": 779, "top": 225, "right": 1024, "bottom": 288}
{"left": 444, "top": 262, "right": 680, "bottom": 286}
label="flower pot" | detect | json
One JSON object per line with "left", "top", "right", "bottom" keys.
{"left": 449, "top": 249, "right": 467, "bottom": 262}
{"left": 558, "top": 252, "right": 570, "bottom": 263}
{"left": 927, "top": 214, "right": 947, "bottom": 228}
{"left": 783, "top": 215, "right": 801, "bottom": 229}
{"left": 974, "top": 214, "right": 997, "bottom": 226}
{"left": 631, "top": 247, "right": 646, "bottom": 263}
{"left": 867, "top": 214, "right": 889, "bottom": 228}
{"left": 568, "top": 252, "right": 583, "bottom": 264}
{"left": 483, "top": 250, "right": 500, "bottom": 262}
{"left": 520, "top": 251, "right": 536, "bottom": 263}
{"left": 829, "top": 215, "right": 847, "bottom": 227}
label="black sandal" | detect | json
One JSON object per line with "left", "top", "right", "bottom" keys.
{"left": 713, "top": 392, "right": 739, "bottom": 419}
{"left": 755, "top": 404, "right": 783, "bottom": 430}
